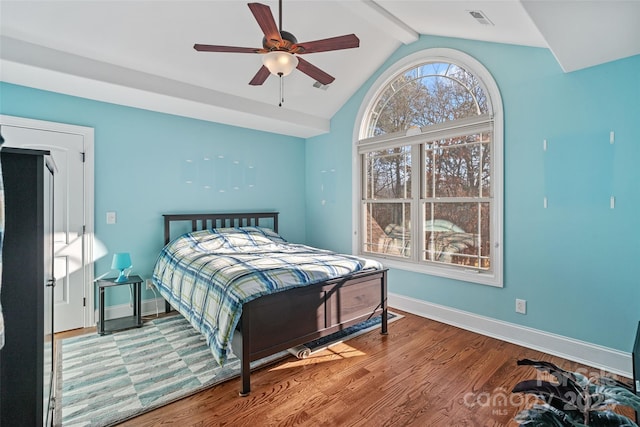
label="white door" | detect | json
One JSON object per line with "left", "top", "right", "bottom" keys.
{"left": 2, "top": 125, "right": 87, "bottom": 332}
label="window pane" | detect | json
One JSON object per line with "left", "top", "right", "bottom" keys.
{"left": 480, "top": 134, "right": 491, "bottom": 197}
{"left": 424, "top": 133, "right": 491, "bottom": 198}
{"left": 423, "top": 202, "right": 490, "bottom": 269}
{"left": 366, "top": 62, "right": 489, "bottom": 138}
{"left": 363, "top": 202, "right": 411, "bottom": 257}
{"left": 365, "top": 147, "right": 411, "bottom": 199}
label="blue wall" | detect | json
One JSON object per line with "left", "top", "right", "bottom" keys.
{"left": 305, "top": 35, "right": 640, "bottom": 352}
{"left": 2, "top": 33, "right": 639, "bottom": 352}
{"left": 0, "top": 82, "right": 307, "bottom": 306}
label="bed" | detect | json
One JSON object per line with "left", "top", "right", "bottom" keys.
{"left": 152, "top": 212, "right": 388, "bottom": 396}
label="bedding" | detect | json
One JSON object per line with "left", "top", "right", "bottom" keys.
{"left": 152, "top": 226, "right": 383, "bottom": 365}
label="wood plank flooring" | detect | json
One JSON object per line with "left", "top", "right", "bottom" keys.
{"left": 57, "top": 310, "right": 634, "bottom": 426}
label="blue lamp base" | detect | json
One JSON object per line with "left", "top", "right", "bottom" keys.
{"left": 114, "top": 270, "right": 128, "bottom": 283}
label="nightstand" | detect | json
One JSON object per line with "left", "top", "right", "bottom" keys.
{"left": 96, "top": 275, "right": 143, "bottom": 335}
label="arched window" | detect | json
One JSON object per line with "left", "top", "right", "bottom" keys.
{"left": 354, "top": 49, "right": 503, "bottom": 286}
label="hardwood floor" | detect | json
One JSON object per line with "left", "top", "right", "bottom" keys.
{"left": 57, "top": 310, "right": 634, "bottom": 426}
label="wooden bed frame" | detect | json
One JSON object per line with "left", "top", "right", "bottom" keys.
{"left": 161, "top": 212, "right": 388, "bottom": 396}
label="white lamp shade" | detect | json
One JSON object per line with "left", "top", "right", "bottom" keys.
{"left": 262, "top": 51, "right": 299, "bottom": 76}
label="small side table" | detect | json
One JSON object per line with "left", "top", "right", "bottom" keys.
{"left": 96, "top": 275, "right": 143, "bottom": 335}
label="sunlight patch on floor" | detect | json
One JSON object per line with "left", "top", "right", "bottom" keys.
{"left": 269, "top": 343, "right": 366, "bottom": 371}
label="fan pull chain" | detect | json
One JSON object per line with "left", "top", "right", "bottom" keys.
{"left": 279, "top": 73, "right": 284, "bottom": 107}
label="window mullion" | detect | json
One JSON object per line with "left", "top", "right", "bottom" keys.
{"left": 420, "top": 143, "right": 427, "bottom": 262}
{"left": 422, "top": 196, "right": 492, "bottom": 203}
{"left": 411, "top": 144, "right": 421, "bottom": 262}
{"left": 477, "top": 139, "right": 484, "bottom": 267}
{"left": 477, "top": 201, "right": 482, "bottom": 268}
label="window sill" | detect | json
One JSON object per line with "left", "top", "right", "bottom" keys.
{"left": 362, "top": 253, "right": 503, "bottom": 287}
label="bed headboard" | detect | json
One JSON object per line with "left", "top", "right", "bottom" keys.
{"left": 163, "top": 212, "right": 279, "bottom": 245}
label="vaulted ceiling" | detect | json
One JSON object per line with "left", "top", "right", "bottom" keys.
{"left": 1, "top": 1, "right": 639, "bottom": 138}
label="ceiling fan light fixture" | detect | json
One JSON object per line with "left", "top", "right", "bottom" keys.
{"left": 262, "top": 51, "right": 298, "bottom": 76}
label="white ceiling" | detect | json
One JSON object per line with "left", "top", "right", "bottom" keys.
{"left": 1, "top": 0, "right": 639, "bottom": 138}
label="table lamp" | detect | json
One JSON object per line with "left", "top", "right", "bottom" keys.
{"left": 111, "top": 252, "right": 132, "bottom": 283}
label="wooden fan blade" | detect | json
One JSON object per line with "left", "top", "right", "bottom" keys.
{"left": 249, "top": 65, "right": 271, "bottom": 85}
{"left": 292, "top": 34, "right": 359, "bottom": 54}
{"left": 248, "top": 3, "right": 282, "bottom": 46}
{"left": 194, "top": 44, "right": 260, "bottom": 53}
{"left": 296, "top": 57, "right": 335, "bottom": 85}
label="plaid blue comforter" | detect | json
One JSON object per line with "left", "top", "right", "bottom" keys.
{"left": 152, "top": 226, "right": 383, "bottom": 365}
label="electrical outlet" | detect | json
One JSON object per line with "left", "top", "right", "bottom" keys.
{"left": 515, "top": 298, "right": 527, "bottom": 314}
{"left": 146, "top": 279, "right": 153, "bottom": 290}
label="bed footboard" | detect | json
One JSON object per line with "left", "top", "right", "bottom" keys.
{"left": 231, "top": 268, "right": 388, "bottom": 396}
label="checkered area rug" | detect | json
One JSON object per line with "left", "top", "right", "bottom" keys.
{"left": 55, "top": 312, "right": 398, "bottom": 426}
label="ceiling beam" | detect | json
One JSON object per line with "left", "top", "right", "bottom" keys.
{"left": 340, "top": 0, "right": 419, "bottom": 45}
{"left": 0, "top": 36, "right": 330, "bottom": 138}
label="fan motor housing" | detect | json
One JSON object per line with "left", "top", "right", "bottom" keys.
{"left": 263, "top": 30, "right": 298, "bottom": 51}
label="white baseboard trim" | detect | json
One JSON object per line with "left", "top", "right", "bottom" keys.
{"left": 98, "top": 297, "right": 166, "bottom": 323}
{"left": 388, "top": 292, "right": 633, "bottom": 378}
{"left": 101, "top": 293, "right": 632, "bottom": 377}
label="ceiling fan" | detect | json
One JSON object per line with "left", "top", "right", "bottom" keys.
{"left": 193, "top": 0, "right": 360, "bottom": 89}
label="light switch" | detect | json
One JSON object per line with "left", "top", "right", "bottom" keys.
{"left": 106, "top": 211, "right": 117, "bottom": 224}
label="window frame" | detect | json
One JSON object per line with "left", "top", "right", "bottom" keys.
{"left": 352, "top": 48, "right": 504, "bottom": 287}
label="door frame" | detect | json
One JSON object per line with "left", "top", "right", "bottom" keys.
{"left": 0, "top": 114, "right": 95, "bottom": 328}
